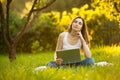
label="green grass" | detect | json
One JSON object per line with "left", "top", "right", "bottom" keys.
{"left": 0, "top": 46, "right": 120, "bottom": 80}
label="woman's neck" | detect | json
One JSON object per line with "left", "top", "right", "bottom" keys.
{"left": 70, "top": 30, "right": 78, "bottom": 37}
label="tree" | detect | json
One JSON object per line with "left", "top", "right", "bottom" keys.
{"left": 92, "top": 0, "right": 120, "bottom": 25}
{"left": 0, "top": 0, "right": 56, "bottom": 61}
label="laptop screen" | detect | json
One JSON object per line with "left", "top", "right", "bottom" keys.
{"left": 56, "top": 48, "right": 81, "bottom": 64}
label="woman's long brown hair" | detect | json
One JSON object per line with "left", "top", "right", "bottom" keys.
{"left": 68, "top": 16, "right": 90, "bottom": 45}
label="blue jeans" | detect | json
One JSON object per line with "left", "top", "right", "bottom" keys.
{"left": 46, "top": 58, "right": 95, "bottom": 68}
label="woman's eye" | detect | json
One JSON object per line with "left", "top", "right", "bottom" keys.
{"left": 74, "top": 20, "right": 83, "bottom": 25}
{"left": 74, "top": 20, "right": 77, "bottom": 23}
{"left": 79, "top": 22, "right": 82, "bottom": 25}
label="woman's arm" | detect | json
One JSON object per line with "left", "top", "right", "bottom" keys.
{"left": 56, "top": 33, "right": 64, "bottom": 51}
{"left": 54, "top": 32, "right": 64, "bottom": 60}
{"left": 82, "top": 41, "right": 91, "bottom": 58}
{"left": 78, "top": 32, "right": 91, "bottom": 58}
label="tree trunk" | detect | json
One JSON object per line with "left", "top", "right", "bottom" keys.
{"left": 8, "top": 43, "right": 16, "bottom": 61}
{"left": 0, "top": 0, "right": 56, "bottom": 62}
{"left": 0, "top": 1, "right": 16, "bottom": 62}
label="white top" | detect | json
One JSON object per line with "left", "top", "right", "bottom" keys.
{"left": 62, "top": 32, "right": 82, "bottom": 50}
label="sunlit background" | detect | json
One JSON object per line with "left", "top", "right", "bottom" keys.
{"left": 0, "top": 0, "right": 120, "bottom": 80}
{"left": 0, "top": 0, "right": 120, "bottom": 53}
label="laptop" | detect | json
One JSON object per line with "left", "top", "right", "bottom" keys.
{"left": 56, "top": 48, "right": 81, "bottom": 65}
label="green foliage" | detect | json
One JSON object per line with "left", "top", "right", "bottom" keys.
{"left": 0, "top": 46, "right": 120, "bottom": 80}
{"left": 35, "top": 0, "right": 51, "bottom": 9}
{"left": 1, "top": 0, "right": 120, "bottom": 53}
{"left": 16, "top": 2, "right": 120, "bottom": 52}
{"left": 87, "top": 15, "right": 120, "bottom": 45}
{"left": 0, "top": 12, "right": 26, "bottom": 54}
{"left": 44, "top": 0, "right": 92, "bottom": 12}
{"left": 92, "top": 0, "right": 120, "bottom": 25}
{"left": 31, "top": 40, "right": 41, "bottom": 53}
{"left": 17, "top": 13, "right": 60, "bottom": 52}
{"left": 10, "top": 0, "right": 32, "bottom": 13}
{"left": 9, "top": 12, "right": 25, "bottom": 37}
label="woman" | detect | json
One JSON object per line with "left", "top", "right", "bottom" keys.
{"left": 46, "top": 16, "right": 95, "bottom": 68}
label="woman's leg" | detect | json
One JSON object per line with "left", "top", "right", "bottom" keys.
{"left": 46, "top": 61, "right": 58, "bottom": 68}
{"left": 46, "top": 58, "right": 95, "bottom": 68}
{"left": 75, "top": 58, "right": 95, "bottom": 66}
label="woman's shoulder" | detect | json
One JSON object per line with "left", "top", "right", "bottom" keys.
{"left": 59, "top": 32, "right": 68, "bottom": 37}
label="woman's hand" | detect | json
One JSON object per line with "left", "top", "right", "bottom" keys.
{"left": 77, "top": 32, "right": 84, "bottom": 42}
{"left": 55, "top": 58, "right": 63, "bottom": 65}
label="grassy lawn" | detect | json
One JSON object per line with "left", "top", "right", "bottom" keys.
{"left": 0, "top": 46, "right": 120, "bottom": 80}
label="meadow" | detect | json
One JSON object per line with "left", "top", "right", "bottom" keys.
{"left": 0, "top": 46, "right": 120, "bottom": 80}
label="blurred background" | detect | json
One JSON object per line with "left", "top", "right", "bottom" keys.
{"left": 0, "top": 0, "right": 120, "bottom": 53}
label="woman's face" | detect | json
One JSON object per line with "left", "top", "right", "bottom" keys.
{"left": 71, "top": 18, "right": 83, "bottom": 32}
